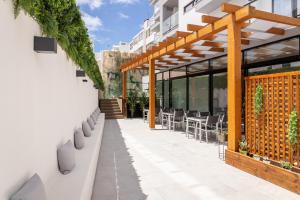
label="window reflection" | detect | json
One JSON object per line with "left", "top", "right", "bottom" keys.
{"left": 187, "top": 61, "right": 209, "bottom": 74}
{"left": 245, "top": 38, "right": 299, "bottom": 64}
{"left": 163, "top": 71, "right": 169, "bottom": 108}
{"left": 189, "top": 75, "right": 209, "bottom": 112}
{"left": 211, "top": 56, "right": 227, "bottom": 70}
{"left": 213, "top": 73, "right": 227, "bottom": 113}
{"left": 172, "top": 78, "right": 186, "bottom": 109}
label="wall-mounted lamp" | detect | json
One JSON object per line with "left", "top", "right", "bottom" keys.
{"left": 76, "top": 70, "right": 85, "bottom": 77}
{"left": 34, "top": 36, "right": 57, "bottom": 53}
{"left": 82, "top": 79, "right": 88, "bottom": 83}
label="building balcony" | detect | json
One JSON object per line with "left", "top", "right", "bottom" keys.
{"left": 162, "top": 12, "right": 178, "bottom": 35}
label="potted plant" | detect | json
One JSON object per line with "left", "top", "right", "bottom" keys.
{"left": 127, "top": 90, "right": 138, "bottom": 118}
{"left": 239, "top": 140, "right": 248, "bottom": 155}
{"left": 280, "top": 161, "right": 293, "bottom": 170}
{"left": 139, "top": 91, "right": 149, "bottom": 113}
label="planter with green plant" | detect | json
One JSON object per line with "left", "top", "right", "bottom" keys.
{"left": 239, "top": 140, "right": 248, "bottom": 155}
{"left": 127, "top": 90, "right": 138, "bottom": 118}
{"left": 139, "top": 91, "right": 149, "bottom": 113}
{"left": 281, "top": 161, "right": 293, "bottom": 170}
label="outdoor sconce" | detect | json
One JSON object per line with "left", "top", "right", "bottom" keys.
{"left": 82, "top": 79, "right": 88, "bottom": 83}
{"left": 34, "top": 36, "right": 57, "bottom": 53}
{"left": 76, "top": 70, "right": 85, "bottom": 77}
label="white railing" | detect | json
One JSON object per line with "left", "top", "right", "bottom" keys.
{"left": 162, "top": 12, "right": 178, "bottom": 35}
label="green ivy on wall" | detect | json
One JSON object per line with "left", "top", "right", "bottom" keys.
{"left": 13, "top": 0, "right": 104, "bottom": 90}
{"left": 254, "top": 84, "right": 263, "bottom": 117}
{"left": 288, "top": 109, "right": 298, "bottom": 149}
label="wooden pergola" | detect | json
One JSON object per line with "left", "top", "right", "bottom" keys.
{"left": 121, "top": 3, "right": 300, "bottom": 152}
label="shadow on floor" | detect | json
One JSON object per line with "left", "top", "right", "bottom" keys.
{"left": 92, "top": 120, "right": 147, "bottom": 200}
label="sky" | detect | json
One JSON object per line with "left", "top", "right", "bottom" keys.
{"left": 77, "top": 0, "right": 153, "bottom": 53}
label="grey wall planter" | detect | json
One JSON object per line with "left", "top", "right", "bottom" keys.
{"left": 34, "top": 36, "right": 57, "bottom": 53}
{"left": 76, "top": 70, "right": 85, "bottom": 77}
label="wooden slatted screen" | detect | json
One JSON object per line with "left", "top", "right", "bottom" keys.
{"left": 245, "top": 71, "right": 300, "bottom": 163}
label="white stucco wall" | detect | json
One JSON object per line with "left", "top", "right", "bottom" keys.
{"left": 0, "top": 1, "right": 98, "bottom": 199}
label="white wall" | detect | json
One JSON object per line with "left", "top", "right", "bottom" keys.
{"left": 0, "top": 1, "right": 98, "bottom": 199}
{"left": 179, "top": 0, "right": 204, "bottom": 31}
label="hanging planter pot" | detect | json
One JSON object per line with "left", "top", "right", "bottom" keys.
{"left": 34, "top": 36, "right": 57, "bottom": 53}
{"left": 76, "top": 70, "right": 85, "bottom": 77}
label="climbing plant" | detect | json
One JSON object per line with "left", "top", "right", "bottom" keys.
{"left": 12, "top": 0, "right": 104, "bottom": 90}
{"left": 254, "top": 84, "right": 263, "bottom": 117}
{"left": 288, "top": 109, "right": 298, "bottom": 148}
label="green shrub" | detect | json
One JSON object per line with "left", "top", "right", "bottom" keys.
{"left": 13, "top": 0, "right": 104, "bottom": 90}
{"left": 254, "top": 84, "right": 263, "bottom": 117}
{"left": 288, "top": 109, "right": 298, "bottom": 148}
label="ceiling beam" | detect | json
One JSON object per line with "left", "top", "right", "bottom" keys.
{"left": 210, "top": 47, "right": 225, "bottom": 52}
{"left": 266, "top": 27, "right": 285, "bottom": 35}
{"left": 202, "top": 15, "right": 220, "bottom": 24}
{"left": 176, "top": 31, "right": 192, "bottom": 38}
{"left": 187, "top": 24, "right": 204, "bottom": 32}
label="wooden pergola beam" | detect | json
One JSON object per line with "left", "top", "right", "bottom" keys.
{"left": 121, "top": 3, "right": 300, "bottom": 72}
{"left": 210, "top": 47, "right": 225, "bottom": 52}
{"left": 266, "top": 27, "right": 285, "bottom": 35}
{"left": 202, "top": 15, "right": 220, "bottom": 24}
{"left": 187, "top": 24, "right": 204, "bottom": 32}
{"left": 176, "top": 31, "right": 192, "bottom": 38}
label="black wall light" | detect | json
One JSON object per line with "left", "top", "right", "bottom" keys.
{"left": 82, "top": 79, "right": 88, "bottom": 82}
{"left": 34, "top": 36, "right": 57, "bottom": 53}
{"left": 76, "top": 70, "right": 85, "bottom": 77}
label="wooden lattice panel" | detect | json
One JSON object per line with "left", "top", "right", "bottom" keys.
{"left": 245, "top": 71, "right": 300, "bottom": 163}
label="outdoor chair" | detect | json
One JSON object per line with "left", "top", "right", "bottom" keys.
{"left": 143, "top": 108, "right": 149, "bottom": 122}
{"left": 184, "top": 110, "right": 198, "bottom": 137}
{"left": 198, "top": 115, "right": 219, "bottom": 143}
{"left": 170, "top": 109, "right": 185, "bottom": 131}
{"left": 199, "top": 112, "right": 210, "bottom": 117}
{"left": 161, "top": 108, "right": 170, "bottom": 128}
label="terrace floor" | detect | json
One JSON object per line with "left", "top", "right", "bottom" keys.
{"left": 91, "top": 119, "right": 300, "bottom": 200}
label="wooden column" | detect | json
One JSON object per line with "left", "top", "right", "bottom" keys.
{"left": 122, "top": 71, "right": 127, "bottom": 99}
{"left": 149, "top": 58, "right": 156, "bottom": 129}
{"left": 227, "top": 15, "right": 242, "bottom": 151}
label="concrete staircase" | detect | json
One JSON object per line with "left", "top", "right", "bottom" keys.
{"left": 99, "top": 99, "right": 124, "bottom": 119}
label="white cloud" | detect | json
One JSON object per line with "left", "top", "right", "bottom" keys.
{"left": 110, "top": 0, "right": 139, "bottom": 5}
{"left": 77, "top": 0, "right": 103, "bottom": 10}
{"left": 81, "top": 12, "right": 102, "bottom": 32}
{"left": 118, "top": 12, "right": 129, "bottom": 19}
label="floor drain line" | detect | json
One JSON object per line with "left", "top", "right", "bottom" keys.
{"left": 113, "top": 152, "right": 119, "bottom": 200}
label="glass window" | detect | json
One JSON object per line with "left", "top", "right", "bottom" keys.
{"left": 163, "top": 71, "right": 169, "bottom": 108}
{"left": 274, "top": 0, "right": 292, "bottom": 17}
{"left": 211, "top": 56, "right": 227, "bottom": 70}
{"left": 248, "top": 61, "right": 300, "bottom": 75}
{"left": 156, "top": 73, "right": 163, "bottom": 109}
{"left": 187, "top": 61, "right": 209, "bottom": 74}
{"left": 171, "top": 67, "right": 186, "bottom": 78}
{"left": 213, "top": 73, "right": 227, "bottom": 113}
{"left": 245, "top": 37, "right": 299, "bottom": 64}
{"left": 172, "top": 78, "right": 187, "bottom": 109}
{"left": 189, "top": 75, "right": 209, "bottom": 112}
